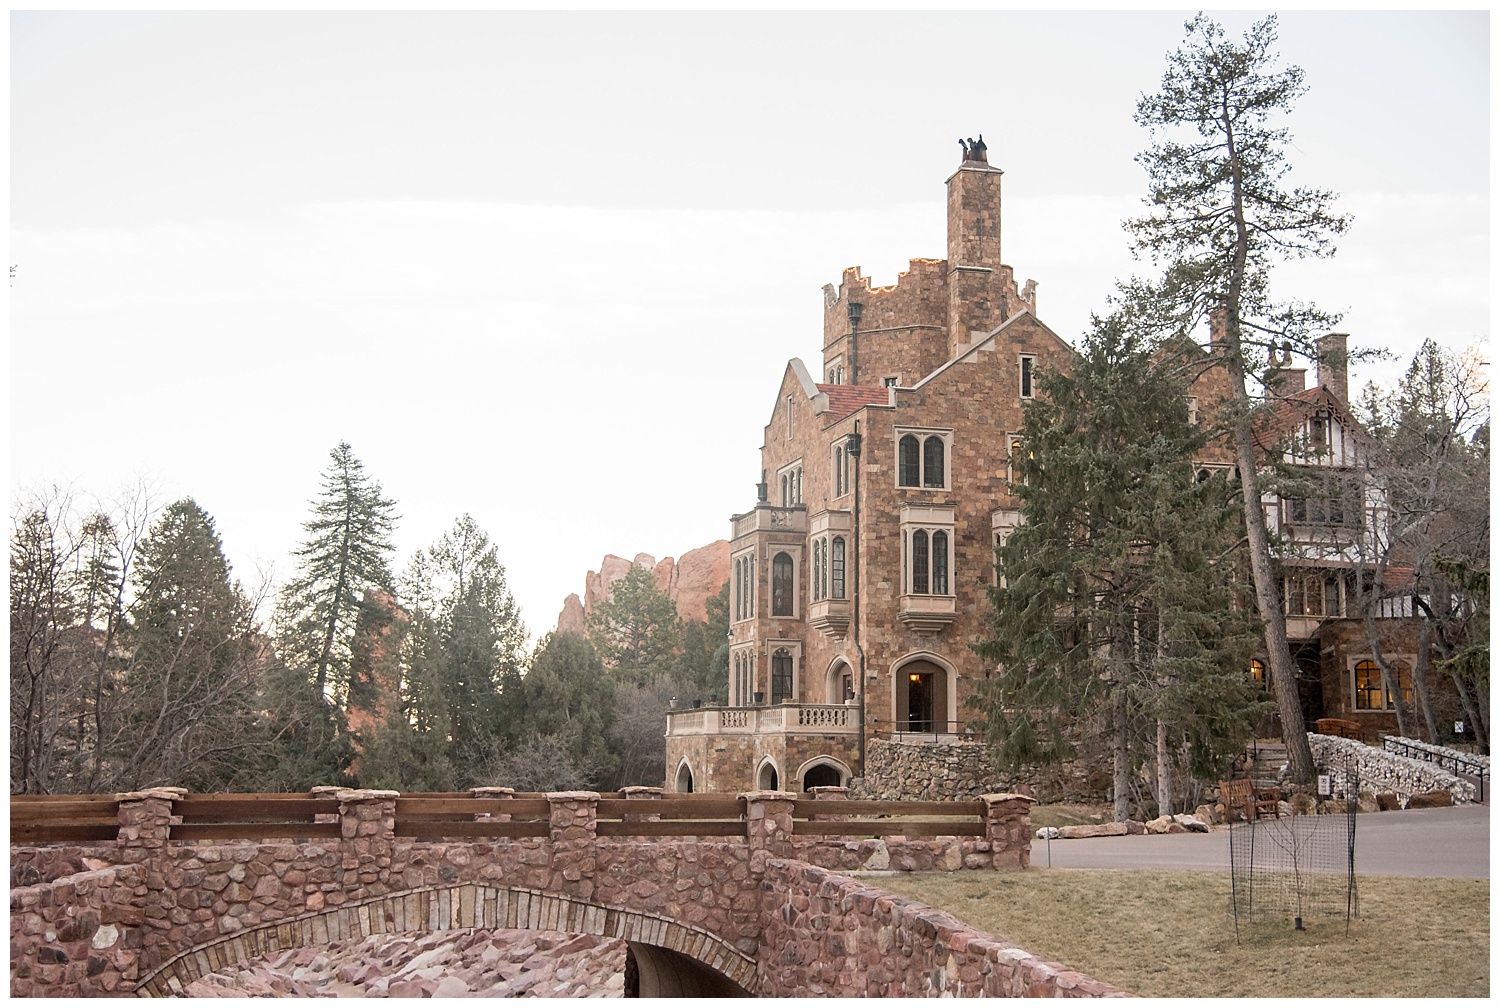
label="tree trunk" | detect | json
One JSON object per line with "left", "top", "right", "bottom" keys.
{"left": 1412, "top": 620, "right": 1440, "bottom": 743}
{"left": 1112, "top": 689, "right": 1130, "bottom": 822}
{"left": 1156, "top": 717, "right": 1173, "bottom": 817}
{"left": 1363, "top": 607, "right": 1413, "bottom": 740}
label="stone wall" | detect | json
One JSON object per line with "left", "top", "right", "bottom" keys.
{"left": 11, "top": 789, "right": 1063, "bottom": 999}
{"left": 851, "top": 739, "right": 1109, "bottom": 804}
{"left": 10, "top": 863, "right": 147, "bottom": 997}
{"left": 1308, "top": 734, "right": 1475, "bottom": 804}
{"left": 755, "top": 859, "right": 1128, "bottom": 998}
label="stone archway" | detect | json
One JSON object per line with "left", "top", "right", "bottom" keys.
{"left": 825, "top": 658, "right": 854, "bottom": 705}
{"left": 674, "top": 759, "right": 695, "bottom": 794}
{"left": 892, "top": 652, "right": 958, "bottom": 735}
{"left": 797, "top": 756, "right": 851, "bottom": 790}
{"left": 134, "top": 885, "right": 755, "bottom": 998}
{"left": 756, "top": 759, "right": 780, "bottom": 791}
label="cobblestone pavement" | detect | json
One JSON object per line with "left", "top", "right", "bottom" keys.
{"left": 1033, "top": 805, "right": 1489, "bottom": 878}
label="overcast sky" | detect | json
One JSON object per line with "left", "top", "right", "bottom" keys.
{"left": 11, "top": 11, "right": 1490, "bottom": 642}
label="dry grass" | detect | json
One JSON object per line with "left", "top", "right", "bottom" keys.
{"left": 879, "top": 869, "right": 1489, "bottom": 998}
{"left": 1028, "top": 803, "right": 1113, "bottom": 829}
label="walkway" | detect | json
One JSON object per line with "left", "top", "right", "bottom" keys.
{"left": 1034, "top": 806, "right": 1489, "bottom": 878}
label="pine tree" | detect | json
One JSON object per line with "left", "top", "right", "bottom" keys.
{"left": 586, "top": 566, "right": 682, "bottom": 685}
{"left": 1122, "top": 14, "right": 1351, "bottom": 783}
{"left": 400, "top": 515, "right": 527, "bottom": 780}
{"left": 276, "top": 442, "right": 399, "bottom": 703}
{"left": 972, "top": 319, "right": 1264, "bottom": 820}
{"left": 111, "top": 498, "right": 269, "bottom": 790}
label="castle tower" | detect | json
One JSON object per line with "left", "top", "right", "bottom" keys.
{"left": 946, "top": 138, "right": 1008, "bottom": 356}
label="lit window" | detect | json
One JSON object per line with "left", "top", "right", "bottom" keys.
{"left": 1353, "top": 658, "right": 1412, "bottom": 711}
{"left": 1249, "top": 659, "right": 1266, "bottom": 688}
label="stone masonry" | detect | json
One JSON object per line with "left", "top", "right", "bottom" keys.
{"left": 9, "top": 788, "right": 1127, "bottom": 999}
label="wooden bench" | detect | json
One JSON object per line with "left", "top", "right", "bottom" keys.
{"left": 1218, "top": 778, "right": 1280, "bottom": 821}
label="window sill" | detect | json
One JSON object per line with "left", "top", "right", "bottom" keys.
{"left": 898, "top": 594, "right": 957, "bottom": 634}
{"left": 808, "top": 597, "right": 851, "bottom": 637}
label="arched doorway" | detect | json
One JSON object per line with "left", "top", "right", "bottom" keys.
{"left": 756, "top": 759, "right": 779, "bottom": 791}
{"left": 802, "top": 763, "right": 843, "bottom": 790}
{"left": 896, "top": 659, "right": 949, "bottom": 734}
{"left": 825, "top": 659, "right": 854, "bottom": 705}
{"left": 674, "top": 761, "right": 694, "bottom": 794}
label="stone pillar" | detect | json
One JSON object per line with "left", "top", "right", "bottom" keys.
{"left": 547, "top": 792, "right": 599, "bottom": 900}
{"left": 742, "top": 790, "right": 796, "bottom": 872}
{"left": 619, "top": 785, "right": 663, "bottom": 823}
{"left": 336, "top": 789, "right": 398, "bottom": 884}
{"left": 982, "top": 793, "right": 1036, "bottom": 871}
{"left": 115, "top": 787, "right": 187, "bottom": 863}
{"left": 808, "top": 785, "right": 849, "bottom": 821}
{"left": 471, "top": 786, "right": 515, "bottom": 822}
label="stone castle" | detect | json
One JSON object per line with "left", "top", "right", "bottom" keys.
{"left": 662, "top": 139, "right": 1442, "bottom": 798}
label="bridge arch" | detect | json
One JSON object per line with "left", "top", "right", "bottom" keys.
{"left": 134, "top": 884, "right": 755, "bottom": 997}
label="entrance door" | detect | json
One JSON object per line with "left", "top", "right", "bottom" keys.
{"left": 907, "top": 672, "right": 934, "bottom": 732}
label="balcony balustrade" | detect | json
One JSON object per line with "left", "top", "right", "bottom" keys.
{"left": 666, "top": 703, "right": 860, "bottom": 738}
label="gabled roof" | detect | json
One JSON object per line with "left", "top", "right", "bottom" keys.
{"left": 1251, "top": 385, "right": 1371, "bottom": 450}
{"left": 815, "top": 383, "right": 891, "bottom": 420}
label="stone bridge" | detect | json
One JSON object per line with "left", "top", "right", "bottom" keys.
{"left": 11, "top": 788, "right": 1127, "bottom": 998}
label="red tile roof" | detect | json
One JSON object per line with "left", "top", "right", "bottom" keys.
{"left": 817, "top": 383, "right": 890, "bottom": 419}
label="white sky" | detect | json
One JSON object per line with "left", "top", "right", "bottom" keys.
{"left": 10, "top": 11, "right": 1491, "bottom": 642}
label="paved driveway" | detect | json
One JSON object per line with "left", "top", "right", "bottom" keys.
{"left": 1032, "top": 805, "right": 1490, "bottom": 878}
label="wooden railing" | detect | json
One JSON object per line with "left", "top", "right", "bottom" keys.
{"left": 789, "top": 799, "right": 986, "bottom": 837}
{"left": 11, "top": 792, "right": 991, "bottom": 845}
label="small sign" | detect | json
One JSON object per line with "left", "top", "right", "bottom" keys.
{"left": 1317, "top": 774, "right": 1332, "bottom": 797}
{"left": 1455, "top": 721, "right": 1465, "bottom": 735}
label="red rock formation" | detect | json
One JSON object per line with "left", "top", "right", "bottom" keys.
{"left": 555, "top": 541, "right": 729, "bottom": 633}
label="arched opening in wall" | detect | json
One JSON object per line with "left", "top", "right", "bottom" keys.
{"left": 802, "top": 763, "right": 843, "bottom": 790}
{"left": 133, "top": 885, "right": 757, "bottom": 998}
{"left": 825, "top": 660, "right": 853, "bottom": 705}
{"left": 895, "top": 659, "right": 949, "bottom": 735}
{"left": 674, "top": 760, "right": 694, "bottom": 794}
{"left": 756, "top": 759, "right": 779, "bottom": 791}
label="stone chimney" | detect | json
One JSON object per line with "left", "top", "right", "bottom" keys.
{"left": 1264, "top": 346, "right": 1307, "bottom": 398}
{"left": 946, "top": 138, "right": 1005, "bottom": 354}
{"left": 1316, "top": 333, "right": 1349, "bottom": 402}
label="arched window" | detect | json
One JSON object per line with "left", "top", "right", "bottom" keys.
{"left": 931, "top": 530, "right": 949, "bottom": 595}
{"left": 830, "top": 537, "right": 846, "bottom": 599}
{"left": 812, "top": 539, "right": 823, "bottom": 601}
{"left": 923, "top": 435, "right": 945, "bottom": 487}
{"left": 911, "top": 530, "right": 929, "bottom": 594}
{"left": 898, "top": 435, "right": 921, "bottom": 486}
{"left": 772, "top": 552, "right": 794, "bottom": 616}
{"left": 733, "top": 558, "right": 743, "bottom": 620}
{"left": 781, "top": 474, "right": 790, "bottom": 506}
{"left": 771, "top": 648, "right": 794, "bottom": 704}
{"left": 675, "top": 762, "right": 694, "bottom": 794}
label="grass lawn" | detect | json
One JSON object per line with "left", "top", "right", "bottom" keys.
{"left": 878, "top": 868, "right": 1489, "bottom": 998}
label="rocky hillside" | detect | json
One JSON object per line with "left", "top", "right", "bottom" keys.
{"left": 555, "top": 541, "right": 729, "bottom": 635}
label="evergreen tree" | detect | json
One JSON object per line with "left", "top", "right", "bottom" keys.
{"left": 1120, "top": 14, "right": 1351, "bottom": 783}
{"left": 401, "top": 515, "right": 527, "bottom": 779}
{"left": 972, "top": 320, "right": 1264, "bottom": 820}
{"left": 111, "top": 499, "right": 269, "bottom": 790}
{"left": 487, "top": 631, "right": 618, "bottom": 789}
{"left": 674, "top": 580, "right": 731, "bottom": 704}
{"left": 586, "top": 566, "right": 682, "bottom": 684}
{"left": 276, "top": 443, "right": 399, "bottom": 703}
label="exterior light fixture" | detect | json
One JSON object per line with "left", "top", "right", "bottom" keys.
{"left": 847, "top": 302, "right": 863, "bottom": 328}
